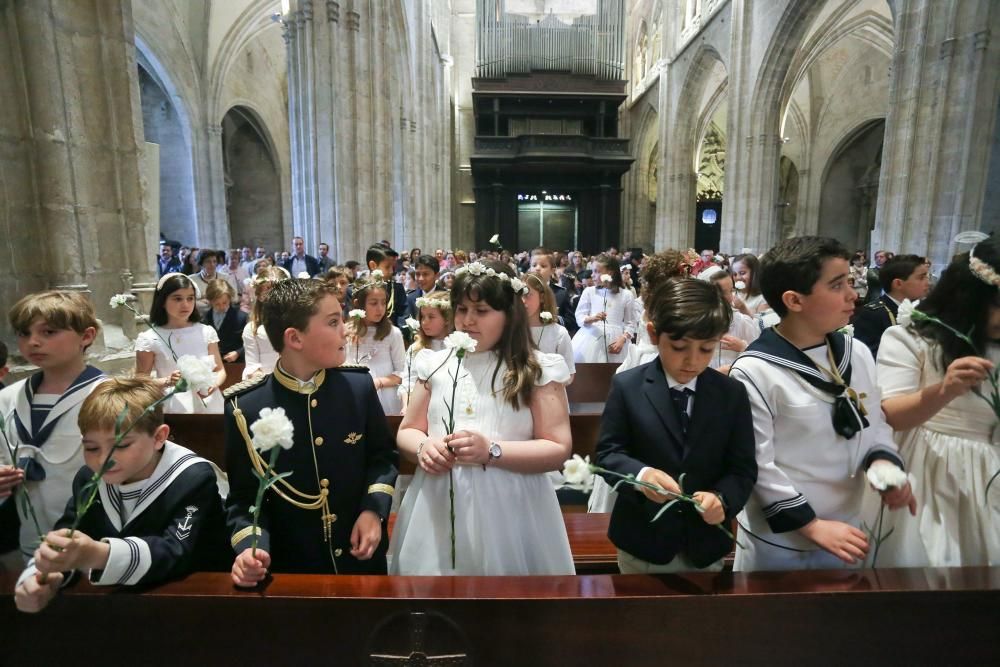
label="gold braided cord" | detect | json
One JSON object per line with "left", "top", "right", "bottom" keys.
{"left": 232, "top": 402, "right": 329, "bottom": 511}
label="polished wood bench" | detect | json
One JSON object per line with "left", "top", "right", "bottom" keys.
{"left": 3, "top": 567, "right": 997, "bottom": 664}
{"left": 566, "top": 362, "right": 618, "bottom": 403}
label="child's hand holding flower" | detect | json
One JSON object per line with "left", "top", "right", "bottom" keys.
{"left": 867, "top": 462, "right": 917, "bottom": 515}
{"left": 692, "top": 492, "right": 725, "bottom": 525}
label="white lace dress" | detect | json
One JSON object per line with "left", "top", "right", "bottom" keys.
{"left": 389, "top": 349, "right": 575, "bottom": 575}
{"left": 572, "top": 286, "right": 637, "bottom": 364}
{"left": 874, "top": 326, "right": 1000, "bottom": 567}
{"left": 135, "top": 323, "right": 223, "bottom": 414}
{"left": 398, "top": 339, "right": 446, "bottom": 409}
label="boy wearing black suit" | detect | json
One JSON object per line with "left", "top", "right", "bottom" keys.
{"left": 596, "top": 278, "right": 757, "bottom": 573}
{"left": 205, "top": 279, "right": 249, "bottom": 362}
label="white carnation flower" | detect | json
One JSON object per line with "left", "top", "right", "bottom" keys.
{"left": 349, "top": 309, "right": 366, "bottom": 320}
{"left": 839, "top": 324, "right": 854, "bottom": 336}
{"left": 371, "top": 269, "right": 384, "bottom": 280}
{"left": 510, "top": 277, "right": 527, "bottom": 294}
{"left": 562, "top": 454, "right": 594, "bottom": 491}
{"left": 109, "top": 294, "right": 129, "bottom": 309}
{"left": 405, "top": 317, "right": 420, "bottom": 331}
{"left": 866, "top": 463, "right": 909, "bottom": 491}
{"left": 250, "top": 407, "right": 295, "bottom": 452}
{"left": 713, "top": 255, "right": 724, "bottom": 263}
{"left": 176, "top": 355, "right": 216, "bottom": 394}
{"left": 896, "top": 299, "right": 918, "bottom": 326}
{"left": 599, "top": 274, "right": 612, "bottom": 284}
{"left": 444, "top": 331, "right": 477, "bottom": 355}
{"left": 467, "top": 263, "right": 484, "bottom": 276}
{"left": 489, "top": 234, "right": 500, "bottom": 244}
{"left": 540, "top": 311, "right": 553, "bottom": 323}
{"left": 297, "top": 271, "right": 311, "bottom": 279}
{"left": 734, "top": 280, "right": 747, "bottom": 291}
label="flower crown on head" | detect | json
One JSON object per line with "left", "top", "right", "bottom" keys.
{"left": 354, "top": 268, "right": 388, "bottom": 292}
{"left": 453, "top": 261, "right": 529, "bottom": 295}
{"left": 969, "top": 245, "right": 1000, "bottom": 287}
{"left": 415, "top": 296, "right": 451, "bottom": 310}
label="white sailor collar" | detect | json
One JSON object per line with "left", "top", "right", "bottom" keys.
{"left": 99, "top": 441, "right": 205, "bottom": 531}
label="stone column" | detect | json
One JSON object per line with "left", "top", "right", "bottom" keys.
{"left": 204, "top": 123, "right": 230, "bottom": 250}
{"left": 873, "top": 0, "right": 1000, "bottom": 269}
{"left": 0, "top": 0, "right": 153, "bottom": 339}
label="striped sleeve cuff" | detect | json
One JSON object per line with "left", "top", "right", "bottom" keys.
{"left": 90, "top": 537, "right": 151, "bottom": 586}
{"left": 762, "top": 494, "right": 816, "bottom": 534}
{"left": 863, "top": 449, "right": 905, "bottom": 471}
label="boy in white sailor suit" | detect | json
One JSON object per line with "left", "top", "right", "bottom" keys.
{"left": 729, "top": 237, "right": 916, "bottom": 571}
{"left": 0, "top": 292, "right": 107, "bottom": 565}
{"left": 225, "top": 279, "right": 397, "bottom": 585}
{"left": 14, "top": 377, "right": 228, "bottom": 612}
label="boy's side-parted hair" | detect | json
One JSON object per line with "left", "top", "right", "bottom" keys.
{"left": 78, "top": 376, "right": 164, "bottom": 436}
{"left": 530, "top": 247, "right": 555, "bottom": 266}
{"left": 9, "top": 291, "right": 101, "bottom": 345}
{"left": 647, "top": 278, "right": 732, "bottom": 341}
{"left": 880, "top": 254, "right": 927, "bottom": 291}
{"left": 758, "top": 236, "right": 851, "bottom": 318}
{"left": 415, "top": 254, "right": 440, "bottom": 274}
{"left": 204, "top": 278, "right": 236, "bottom": 303}
{"left": 150, "top": 274, "right": 202, "bottom": 326}
{"left": 523, "top": 272, "right": 558, "bottom": 321}
{"left": 262, "top": 278, "right": 342, "bottom": 352}
{"left": 366, "top": 244, "right": 392, "bottom": 268}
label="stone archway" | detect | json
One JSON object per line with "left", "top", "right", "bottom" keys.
{"left": 818, "top": 119, "right": 885, "bottom": 252}
{"left": 222, "top": 106, "right": 282, "bottom": 251}
{"left": 136, "top": 59, "right": 198, "bottom": 247}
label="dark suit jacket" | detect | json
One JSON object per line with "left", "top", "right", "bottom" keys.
{"left": 405, "top": 288, "right": 425, "bottom": 321}
{"left": 551, "top": 280, "right": 577, "bottom": 335}
{"left": 209, "top": 306, "right": 248, "bottom": 362}
{"left": 388, "top": 282, "right": 408, "bottom": 328}
{"left": 596, "top": 359, "right": 757, "bottom": 568}
{"left": 281, "top": 254, "right": 321, "bottom": 277}
{"left": 852, "top": 294, "right": 898, "bottom": 359}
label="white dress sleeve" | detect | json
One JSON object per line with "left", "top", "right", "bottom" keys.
{"left": 574, "top": 287, "right": 594, "bottom": 330}
{"left": 134, "top": 330, "right": 158, "bottom": 353}
{"left": 535, "top": 351, "right": 571, "bottom": 386}
{"left": 416, "top": 348, "right": 452, "bottom": 383}
{"left": 242, "top": 323, "right": 261, "bottom": 378}
{"left": 622, "top": 290, "right": 638, "bottom": 337}
{"left": 876, "top": 325, "right": 927, "bottom": 400}
{"left": 388, "top": 327, "right": 406, "bottom": 377}
{"left": 555, "top": 326, "right": 576, "bottom": 375}
{"left": 202, "top": 323, "right": 220, "bottom": 345}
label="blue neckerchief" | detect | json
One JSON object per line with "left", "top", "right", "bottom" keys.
{"left": 13, "top": 366, "right": 105, "bottom": 449}
{"left": 740, "top": 329, "right": 869, "bottom": 439}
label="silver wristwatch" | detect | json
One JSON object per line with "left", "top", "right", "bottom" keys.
{"left": 488, "top": 441, "right": 503, "bottom": 463}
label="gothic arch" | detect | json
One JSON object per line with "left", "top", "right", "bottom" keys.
{"left": 818, "top": 117, "right": 886, "bottom": 250}
{"left": 663, "top": 44, "right": 728, "bottom": 248}
{"left": 222, "top": 104, "right": 283, "bottom": 251}
{"left": 207, "top": 0, "right": 278, "bottom": 123}
{"left": 133, "top": 36, "right": 200, "bottom": 246}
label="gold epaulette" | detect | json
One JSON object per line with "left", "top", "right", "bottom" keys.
{"left": 334, "top": 364, "right": 370, "bottom": 374}
{"left": 223, "top": 372, "right": 268, "bottom": 399}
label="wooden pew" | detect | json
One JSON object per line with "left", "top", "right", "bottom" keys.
{"left": 164, "top": 403, "right": 605, "bottom": 475}
{"left": 4, "top": 567, "right": 998, "bottom": 665}
{"left": 221, "top": 362, "right": 245, "bottom": 391}
{"left": 566, "top": 362, "right": 618, "bottom": 403}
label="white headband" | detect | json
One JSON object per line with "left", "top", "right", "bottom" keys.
{"left": 156, "top": 272, "right": 202, "bottom": 298}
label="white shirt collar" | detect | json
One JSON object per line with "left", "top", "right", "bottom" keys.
{"left": 663, "top": 370, "right": 698, "bottom": 393}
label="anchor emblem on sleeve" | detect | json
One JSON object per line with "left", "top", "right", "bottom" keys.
{"left": 175, "top": 505, "right": 198, "bottom": 541}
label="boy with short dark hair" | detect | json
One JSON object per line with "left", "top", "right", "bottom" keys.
{"left": 0, "top": 292, "right": 106, "bottom": 563}
{"left": 365, "top": 244, "right": 407, "bottom": 327}
{"left": 596, "top": 278, "right": 757, "bottom": 573}
{"left": 531, "top": 247, "right": 575, "bottom": 335}
{"left": 225, "top": 279, "right": 397, "bottom": 585}
{"left": 852, "top": 254, "right": 930, "bottom": 357}
{"left": 730, "top": 236, "right": 915, "bottom": 571}
{"left": 14, "top": 377, "right": 228, "bottom": 612}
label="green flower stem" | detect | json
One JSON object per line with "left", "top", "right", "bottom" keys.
{"left": 590, "top": 464, "right": 744, "bottom": 547}
{"left": 444, "top": 349, "right": 465, "bottom": 570}
{"left": 251, "top": 446, "right": 282, "bottom": 559}
{"left": 0, "top": 414, "right": 44, "bottom": 541}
